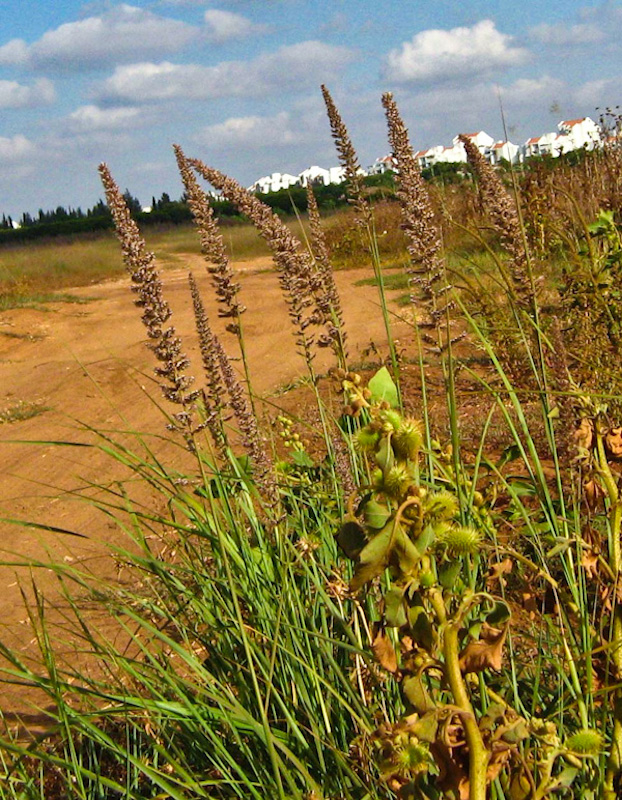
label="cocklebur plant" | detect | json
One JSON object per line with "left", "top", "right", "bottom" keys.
{"left": 335, "top": 368, "right": 601, "bottom": 800}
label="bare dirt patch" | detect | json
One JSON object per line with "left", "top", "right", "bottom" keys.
{"left": 0, "top": 254, "right": 411, "bottom": 715}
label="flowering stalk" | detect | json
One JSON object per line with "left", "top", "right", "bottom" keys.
{"left": 382, "top": 92, "right": 460, "bottom": 354}
{"left": 98, "top": 163, "right": 197, "bottom": 441}
{"left": 186, "top": 154, "right": 333, "bottom": 376}
{"left": 306, "top": 182, "right": 348, "bottom": 367}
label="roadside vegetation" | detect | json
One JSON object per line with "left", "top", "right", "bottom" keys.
{"left": 1, "top": 93, "right": 622, "bottom": 799}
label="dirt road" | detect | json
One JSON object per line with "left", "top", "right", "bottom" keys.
{"left": 0, "top": 253, "right": 411, "bottom": 716}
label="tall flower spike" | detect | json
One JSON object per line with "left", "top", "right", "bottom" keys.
{"left": 458, "top": 134, "right": 534, "bottom": 310}
{"left": 306, "top": 182, "right": 348, "bottom": 365}
{"left": 174, "top": 145, "right": 245, "bottom": 334}
{"left": 382, "top": 92, "right": 459, "bottom": 353}
{"left": 186, "top": 155, "right": 332, "bottom": 368}
{"left": 188, "top": 272, "right": 228, "bottom": 458}
{"left": 213, "top": 335, "right": 279, "bottom": 507}
{"left": 98, "top": 163, "right": 197, "bottom": 437}
{"left": 321, "top": 84, "right": 372, "bottom": 228}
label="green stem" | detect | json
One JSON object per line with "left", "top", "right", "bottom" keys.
{"left": 430, "top": 590, "right": 490, "bottom": 800}
{"left": 596, "top": 431, "right": 622, "bottom": 796}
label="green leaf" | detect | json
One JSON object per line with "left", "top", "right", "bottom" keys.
{"left": 350, "top": 522, "right": 395, "bottom": 591}
{"left": 408, "top": 606, "right": 435, "bottom": 652}
{"left": 438, "top": 560, "right": 462, "bottom": 589}
{"left": 336, "top": 520, "right": 367, "bottom": 560}
{"left": 291, "top": 449, "right": 315, "bottom": 468}
{"left": 403, "top": 675, "right": 435, "bottom": 713}
{"left": 486, "top": 600, "right": 511, "bottom": 625}
{"left": 374, "top": 436, "right": 394, "bottom": 473}
{"left": 368, "top": 366, "right": 399, "bottom": 408}
{"left": 385, "top": 588, "right": 407, "bottom": 627}
{"left": 363, "top": 499, "right": 391, "bottom": 529}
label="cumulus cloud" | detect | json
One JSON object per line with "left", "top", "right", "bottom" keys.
{"left": 195, "top": 111, "right": 301, "bottom": 148}
{"left": 530, "top": 21, "right": 604, "bottom": 46}
{"left": 6, "top": 5, "right": 197, "bottom": 71}
{"left": 385, "top": 20, "right": 527, "bottom": 84}
{"left": 0, "top": 79, "right": 55, "bottom": 109}
{"left": 65, "top": 104, "right": 143, "bottom": 132}
{"left": 0, "top": 135, "right": 35, "bottom": 162}
{"left": 204, "top": 9, "right": 267, "bottom": 42}
{"left": 97, "top": 41, "right": 354, "bottom": 103}
{"left": 0, "top": 39, "right": 29, "bottom": 66}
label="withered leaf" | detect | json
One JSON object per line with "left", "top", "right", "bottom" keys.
{"left": 459, "top": 622, "right": 509, "bottom": 674}
{"left": 606, "top": 426, "right": 622, "bottom": 458}
{"left": 403, "top": 674, "right": 435, "bottom": 713}
{"left": 574, "top": 418, "right": 593, "bottom": 452}
{"left": 581, "top": 550, "right": 599, "bottom": 580}
{"left": 488, "top": 558, "right": 513, "bottom": 587}
{"left": 584, "top": 478, "right": 604, "bottom": 511}
{"left": 372, "top": 627, "right": 398, "bottom": 673}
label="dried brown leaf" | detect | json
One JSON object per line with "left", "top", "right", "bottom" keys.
{"left": 372, "top": 628, "right": 398, "bottom": 673}
{"left": 459, "top": 623, "right": 509, "bottom": 674}
{"left": 606, "top": 426, "right": 622, "bottom": 458}
{"left": 574, "top": 418, "right": 593, "bottom": 451}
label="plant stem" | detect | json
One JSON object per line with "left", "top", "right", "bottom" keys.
{"left": 596, "top": 430, "right": 622, "bottom": 796}
{"left": 430, "top": 590, "right": 490, "bottom": 800}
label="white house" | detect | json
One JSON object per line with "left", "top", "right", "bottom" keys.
{"left": 557, "top": 117, "right": 600, "bottom": 150}
{"left": 368, "top": 154, "right": 396, "bottom": 174}
{"left": 298, "top": 165, "right": 330, "bottom": 187}
{"left": 249, "top": 172, "right": 299, "bottom": 194}
{"left": 327, "top": 166, "right": 346, "bottom": 184}
{"left": 437, "top": 143, "right": 467, "bottom": 164}
{"left": 487, "top": 141, "right": 521, "bottom": 165}
{"left": 454, "top": 131, "right": 495, "bottom": 154}
{"left": 523, "top": 131, "right": 559, "bottom": 158}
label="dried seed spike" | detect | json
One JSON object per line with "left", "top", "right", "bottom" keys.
{"left": 174, "top": 145, "right": 244, "bottom": 333}
{"left": 98, "top": 163, "right": 197, "bottom": 438}
{"left": 321, "top": 84, "right": 372, "bottom": 228}
{"left": 188, "top": 272, "right": 228, "bottom": 457}
{"left": 186, "top": 155, "right": 332, "bottom": 367}
{"left": 306, "top": 182, "right": 348, "bottom": 365}
{"left": 457, "top": 133, "right": 533, "bottom": 309}
{"left": 382, "top": 91, "right": 455, "bottom": 352}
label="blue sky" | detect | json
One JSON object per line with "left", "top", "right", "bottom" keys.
{"left": 0, "top": 0, "right": 621, "bottom": 217}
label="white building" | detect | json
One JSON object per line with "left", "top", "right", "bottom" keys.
{"left": 455, "top": 131, "right": 495, "bottom": 154}
{"left": 368, "top": 154, "right": 396, "bottom": 174}
{"left": 298, "top": 165, "right": 330, "bottom": 187}
{"left": 557, "top": 117, "right": 600, "bottom": 150}
{"left": 488, "top": 141, "right": 521, "bottom": 165}
{"left": 249, "top": 172, "right": 299, "bottom": 194}
{"left": 327, "top": 166, "right": 346, "bottom": 184}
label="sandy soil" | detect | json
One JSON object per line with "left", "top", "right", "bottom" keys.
{"left": 0, "top": 253, "right": 411, "bottom": 720}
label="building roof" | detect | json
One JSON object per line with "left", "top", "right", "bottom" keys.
{"left": 560, "top": 118, "right": 586, "bottom": 127}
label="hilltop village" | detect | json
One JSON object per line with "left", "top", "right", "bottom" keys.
{"left": 247, "top": 116, "right": 603, "bottom": 193}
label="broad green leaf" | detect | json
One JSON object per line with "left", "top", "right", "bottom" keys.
{"left": 403, "top": 674, "right": 434, "bottom": 713}
{"left": 385, "top": 588, "right": 407, "bottom": 627}
{"left": 368, "top": 366, "right": 399, "bottom": 408}
{"left": 363, "top": 499, "right": 391, "bottom": 530}
{"left": 350, "top": 522, "right": 395, "bottom": 591}
{"left": 336, "top": 520, "right": 367, "bottom": 560}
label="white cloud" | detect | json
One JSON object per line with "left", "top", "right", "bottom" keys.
{"left": 0, "top": 135, "right": 35, "bottom": 162}
{"left": 66, "top": 104, "right": 143, "bottom": 132}
{"left": 530, "top": 21, "right": 604, "bottom": 46}
{"left": 195, "top": 111, "right": 299, "bottom": 148}
{"left": 13, "top": 5, "right": 197, "bottom": 71}
{"left": 0, "top": 79, "right": 55, "bottom": 109}
{"left": 385, "top": 20, "right": 528, "bottom": 84}
{"left": 204, "top": 9, "right": 266, "bottom": 42}
{"left": 0, "top": 39, "right": 29, "bottom": 66}
{"left": 98, "top": 41, "right": 354, "bottom": 103}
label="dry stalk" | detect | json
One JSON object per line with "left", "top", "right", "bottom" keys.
{"left": 382, "top": 92, "right": 460, "bottom": 354}
{"left": 306, "top": 182, "right": 348, "bottom": 365}
{"left": 98, "top": 163, "right": 198, "bottom": 440}
{"left": 188, "top": 272, "right": 228, "bottom": 458}
{"left": 174, "top": 145, "right": 245, "bottom": 334}
{"left": 320, "top": 84, "right": 372, "bottom": 228}
{"left": 458, "top": 134, "right": 533, "bottom": 311}
{"left": 184, "top": 152, "right": 333, "bottom": 371}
